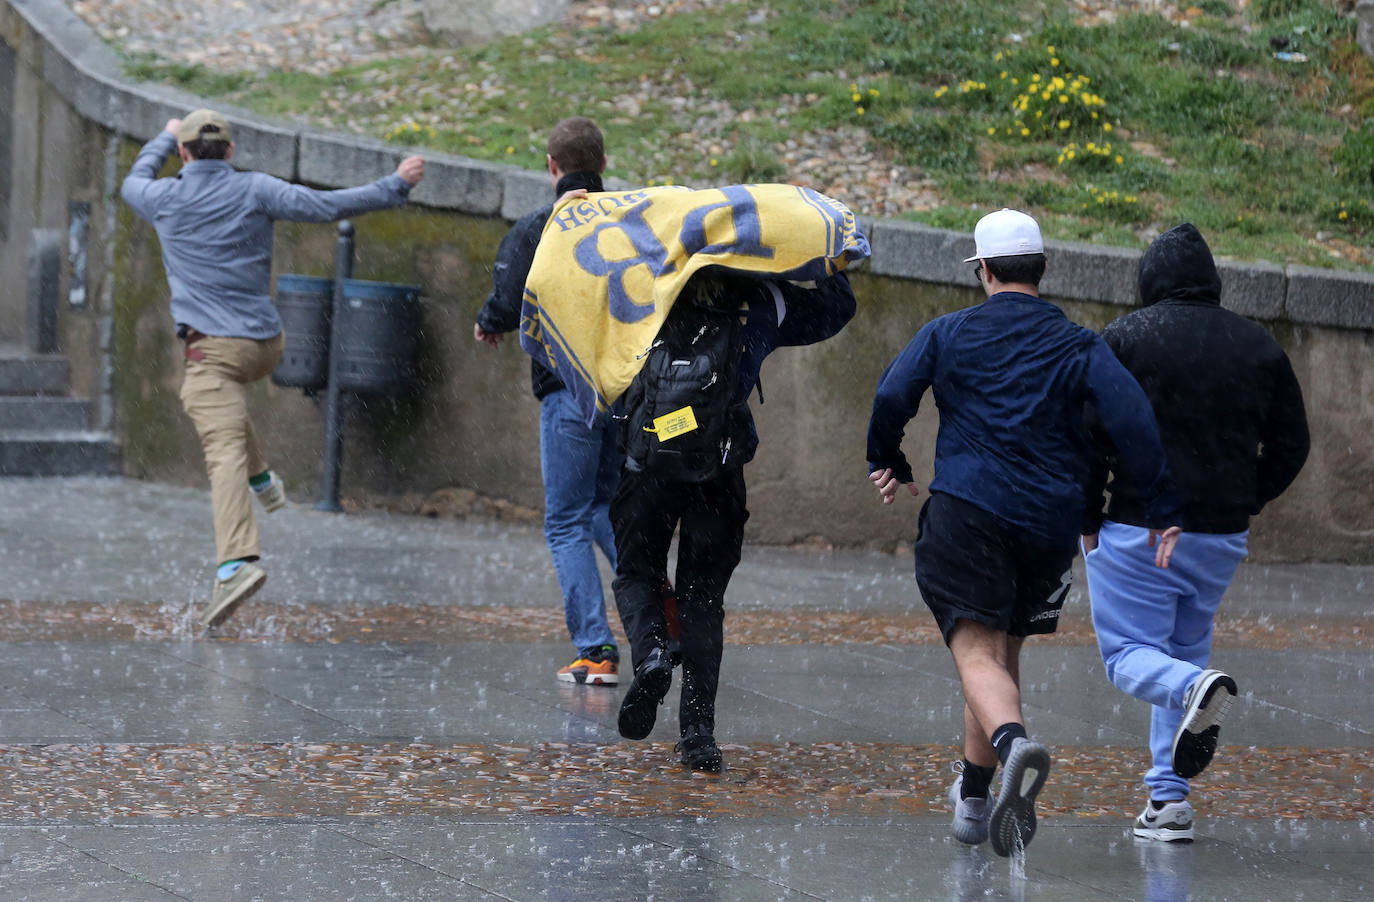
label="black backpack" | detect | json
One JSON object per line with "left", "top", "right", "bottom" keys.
{"left": 621, "top": 281, "right": 749, "bottom": 483}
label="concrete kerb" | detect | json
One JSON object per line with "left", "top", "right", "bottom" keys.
{"left": 1219, "top": 259, "right": 1286, "bottom": 320}
{"left": 6, "top": 0, "right": 1374, "bottom": 331}
{"left": 502, "top": 168, "right": 551, "bottom": 221}
{"left": 1287, "top": 264, "right": 1374, "bottom": 329}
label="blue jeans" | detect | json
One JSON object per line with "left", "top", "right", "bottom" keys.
{"left": 1086, "top": 521, "right": 1248, "bottom": 801}
{"left": 540, "top": 389, "right": 622, "bottom": 655}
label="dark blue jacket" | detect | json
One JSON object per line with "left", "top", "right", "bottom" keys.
{"left": 476, "top": 171, "right": 604, "bottom": 400}
{"left": 867, "top": 291, "right": 1178, "bottom": 547}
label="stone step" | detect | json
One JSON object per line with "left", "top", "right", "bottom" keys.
{"left": 0, "top": 355, "right": 72, "bottom": 396}
{"left": 0, "top": 397, "right": 90, "bottom": 430}
{"left": 0, "top": 431, "right": 120, "bottom": 476}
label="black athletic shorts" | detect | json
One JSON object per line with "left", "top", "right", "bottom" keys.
{"left": 913, "top": 492, "right": 1076, "bottom": 645}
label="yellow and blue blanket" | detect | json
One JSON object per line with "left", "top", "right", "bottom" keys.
{"left": 519, "top": 183, "right": 869, "bottom": 425}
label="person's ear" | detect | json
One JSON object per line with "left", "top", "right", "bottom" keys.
{"left": 225, "top": 142, "right": 235, "bottom": 162}
{"left": 177, "top": 144, "right": 192, "bottom": 164}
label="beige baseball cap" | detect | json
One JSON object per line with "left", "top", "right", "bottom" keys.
{"left": 177, "top": 109, "right": 232, "bottom": 144}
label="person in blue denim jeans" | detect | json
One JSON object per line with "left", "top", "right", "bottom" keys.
{"left": 474, "top": 117, "right": 623, "bottom": 685}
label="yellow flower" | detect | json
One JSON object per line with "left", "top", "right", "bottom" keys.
{"left": 988, "top": 127, "right": 997, "bottom": 135}
{"left": 505, "top": 146, "right": 514, "bottom": 154}
{"left": 1050, "top": 58, "right": 1060, "bottom": 67}
{"left": 849, "top": 83, "right": 858, "bottom": 91}
{"left": 1000, "top": 71, "right": 1008, "bottom": 79}
{"left": 852, "top": 93, "right": 862, "bottom": 102}
{"left": 1102, "top": 122, "right": 1113, "bottom": 132}
{"left": 1127, "top": 195, "right": 1136, "bottom": 203}
{"left": 1058, "top": 119, "right": 1071, "bottom": 129}
{"left": 1020, "top": 127, "right": 1030, "bottom": 136}
{"left": 1097, "top": 196, "right": 1106, "bottom": 204}
{"left": 1057, "top": 155, "right": 1065, "bottom": 164}
{"left": 995, "top": 52, "right": 1004, "bottom": 61}
{"left": 1058, "top": 95, "right": 1068, "bottom": 103}
{"left": 1091, "top": 111, "right": 1099, "bottom": 120}
{"left": 1031, "top": 73, "right": 1041, "bottom": 82}
{"left": 869, "top": 88, "right": 880, "bottom": 96}
{"left": 856, "top": 106, "right": 865, "bottom": 115}
{"left": 1067, "top": 149, "right": 1076, "bottom": 159}
{"left": 1339, "top": 210, "right": 1349, "bottom": 220}
{"left": 935, "top": 86, "right": 948, "bottom": 97}
{"left": 1115, "top": 155, "right": 1124, "bottom": 164}
{"left": 1047, "top": 45, "right": 1056, "bottom": 54}
{"left": 1035, "top": 111, "right": 1043, "bottom": 119}
{"left": 710, "top": 158, "right": 719, "bottom": 167}
{"left": 1011, "top": 77, "right": 1019, "bottom": 85}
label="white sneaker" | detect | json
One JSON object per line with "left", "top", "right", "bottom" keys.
{"left": 949, "top": 767, "right": 991, "bottom": 845}
{"left": 253, "top": 471, "right": 287, "bottom": 513}
{"left": 1134, "top": 798, "right": 1195, "bottom": 842}
{"left": 1172, "top": 669, "right": 1237, "bottom": 778}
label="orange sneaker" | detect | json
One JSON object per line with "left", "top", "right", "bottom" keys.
{"left": 557, "top": 645, "right": 619, "bottom": 686}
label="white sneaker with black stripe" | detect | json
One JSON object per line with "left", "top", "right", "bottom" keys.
{"left": 1134, "top": 798, "right": 1194, "bottom": 842}
{"left": 1172, "top": 669, "right": 1238, "bottom": 779}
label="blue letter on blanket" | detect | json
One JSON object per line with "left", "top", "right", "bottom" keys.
{"left": 574, "top": 203, "right": 673, "bottom": 325}
{"left": 679, "top": 186, "right": 775, "bottom": 260}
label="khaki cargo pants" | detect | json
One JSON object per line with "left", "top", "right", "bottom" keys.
{"left": 179, "top": 332, "right": 285, "bottom": 565}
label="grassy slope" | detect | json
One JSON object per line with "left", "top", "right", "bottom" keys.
{"left": 126, "top": 0, "right": 1374, "bottom": 269}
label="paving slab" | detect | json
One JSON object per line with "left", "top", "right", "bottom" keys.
{"left": 0, "top": 476, "right": 1371, "bottom": 900}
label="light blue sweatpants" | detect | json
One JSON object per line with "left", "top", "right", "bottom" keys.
{"left": 1085, "top": 521, "right": 1248, "bottom": 801}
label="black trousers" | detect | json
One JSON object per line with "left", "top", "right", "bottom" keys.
{"left": 610, "top": 466, "right": 748, "bottom": 737}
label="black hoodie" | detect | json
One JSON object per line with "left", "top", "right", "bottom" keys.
{"left": 1084, "top": 223, "right": 1310, "bottom": 534}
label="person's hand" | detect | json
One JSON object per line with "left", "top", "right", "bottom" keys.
{"left": 557, "top": 188, "right": 588, "bottom": 206}
{"left": 869, "top": 468, "right": 918, "bottom": 505}
{"left": 397, "top": 156, "right": 425, "bottom": 186}
{"left": 1148, "top": 526, "right": 1182, "bottom": 569}
{"left": 165, "top": 118, "right": 183, "bottom": 136}
{"left": 1081, "top": 533, "right": 1099, "bottom": 555}
{"left": 473, "top": 322, "right": 503, "bottom": 347}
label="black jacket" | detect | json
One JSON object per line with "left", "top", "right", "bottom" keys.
{"left": 476, "top": 171, "right": 604, "bottom": 400}
{"left": 1085, "top": 223, "right": 1310, "bottom": 534}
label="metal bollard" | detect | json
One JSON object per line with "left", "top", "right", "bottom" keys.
{"left": 316, "top": 221, "right": 355, "bottom": 512}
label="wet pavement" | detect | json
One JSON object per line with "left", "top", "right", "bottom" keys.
{"left": 0, "top": 476, "right": 1371, "bottom": 900}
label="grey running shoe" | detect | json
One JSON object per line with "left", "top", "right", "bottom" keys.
{"left": 989, "top": 737, "right": 1051, "bottom": 857}
{"left": 1172, "top": 669, "right": 1238, "bottom": 779}
{"left": 253, "top": 471, "right": 287, "bottom": 513}
{"left": 1134, "top": 799, "right": 1195, "bottom": 843}
{"left": 201, "top": 562, "right": 266, "bottom": 629}
{"left": 949, "top": 766, "right": 991, "bottom": 845}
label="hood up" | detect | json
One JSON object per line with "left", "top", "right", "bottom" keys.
{"left": 1137, "top": 223, "right": 1221, "bottom": 307}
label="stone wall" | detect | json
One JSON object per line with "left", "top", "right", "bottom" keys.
{"left": 3, "top": 0, "right": 1372, "bottom": 562}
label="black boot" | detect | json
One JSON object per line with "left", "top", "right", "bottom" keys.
{"left": 676, "top": 723, "right": 722, "bottom": 773}
{"left": 617, "top": 647, "right": 674, "bottom": 740}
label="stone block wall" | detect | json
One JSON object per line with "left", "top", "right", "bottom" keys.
{"left": 3, "top": 0, "right": 1372, "bottom": 562}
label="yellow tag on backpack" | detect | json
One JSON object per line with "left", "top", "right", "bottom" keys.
{"left": 648, "top": 405, "right": 699, "bottom": 441}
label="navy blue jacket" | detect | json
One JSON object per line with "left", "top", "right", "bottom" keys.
{"left": 867, "top": 291, "right": 1178, "bottom": 547}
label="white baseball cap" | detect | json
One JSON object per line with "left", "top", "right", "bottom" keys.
{"left": 962, "top": 208, "right": 1044, "bottom": 262}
